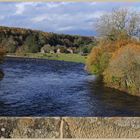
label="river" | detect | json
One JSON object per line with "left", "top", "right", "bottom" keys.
{"left": 0, "top": 58, "right": 140, "bottom": 116}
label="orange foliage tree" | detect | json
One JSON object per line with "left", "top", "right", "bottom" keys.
{"left": 104, "top": 44, "right": 140, "bottom": 96}
{"left": 86, "top": 34, "right": 132, "bottom": 74}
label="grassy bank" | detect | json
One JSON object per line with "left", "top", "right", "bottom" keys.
{"left": 7, "top": 53, "right": 86, "bottom": 63}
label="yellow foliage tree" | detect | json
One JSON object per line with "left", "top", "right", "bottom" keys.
{"left": 104, "top": 44, "right": 140, "bottom": 96}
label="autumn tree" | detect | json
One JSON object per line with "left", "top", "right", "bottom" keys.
{"left": 87, "top": 8, "right": 140, "bottom": 75}
{"left": 96, "top": 8, "right": 140, "bottom": 40}
{"left": 86, "top": 8, "right": 140, "bottom": 96}
{"left": 104, "top": 44, "right": 140, "bottom": 96}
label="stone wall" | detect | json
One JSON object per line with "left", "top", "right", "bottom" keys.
{"left": 0, "top": 117, "right": 140, "bottom": 138}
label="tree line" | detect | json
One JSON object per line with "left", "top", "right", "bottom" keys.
{"left": 0, "top": 26, "right": 96, "bottom": 54}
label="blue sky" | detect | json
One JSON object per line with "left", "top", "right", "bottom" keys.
{"left": 0, "top": 2, "right": 140, "bottom": 36}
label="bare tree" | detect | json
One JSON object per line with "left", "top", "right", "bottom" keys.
{"left": 95, "top": 8, "right": 140, "bottom": 39}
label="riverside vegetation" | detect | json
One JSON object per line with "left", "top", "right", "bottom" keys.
{"left": 0, "top": 8, "right": 140, "bottom": 97}
{"left": 0, "top": 26, "right": 96, "bottom": 55}
{"left": 86, "top": 8, "right": 140, "bottom": 96}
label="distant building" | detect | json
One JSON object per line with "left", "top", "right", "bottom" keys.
{"left": 40, "top": 47, "right": 45, "bottom": 53}
{"left": 57, "top": 48, "right": 61, "bottom": 54}
{"left": 66, "top": 48, "right": 73, "bottom": 54}
{"left": 40, "top": 44, "right": 53, "bottom": 54}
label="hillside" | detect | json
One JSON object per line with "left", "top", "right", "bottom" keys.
{"left": 0, "top": 26, "right": 96, "bottom": 54}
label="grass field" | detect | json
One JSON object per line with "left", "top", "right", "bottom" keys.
{"left": 7, "top": 53, "right": 87, "bottom": 63}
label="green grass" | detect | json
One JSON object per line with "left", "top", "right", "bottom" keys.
{"left": 8, "top": 53, "right": 86, "bottom": 63}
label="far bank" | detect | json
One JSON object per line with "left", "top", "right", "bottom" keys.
{"left": 6, "top": 53, "right": 86, "bottom": 64}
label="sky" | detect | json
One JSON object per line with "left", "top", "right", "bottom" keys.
{"left": 0, "top": 2, "right": 140, "bottom": 36}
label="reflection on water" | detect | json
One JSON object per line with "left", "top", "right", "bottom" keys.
{"left": 0, "top": 57, "right": 140, "bottom": 116}
{"left": 86, "top": 78, "right": 140, "bottom": 116}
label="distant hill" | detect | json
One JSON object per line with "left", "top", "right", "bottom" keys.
{"left": 0, "top": 26, "right": 96, "bottom": 53}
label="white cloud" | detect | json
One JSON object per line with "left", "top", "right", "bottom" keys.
{"left": 91, "top": 11, "right": 107, "bottom": 18}
{"left": 30, "top": 9, "right": 107, "bottom": 33}
{"left": 14, "top": 2, "right": 41, "bottom": 15}
{"left": 31, "top": 15, "right": 48, "bottom": 23}
{"left": 90, "top": 2, "right": 97, "bottom": 5}
{"left": 14, "top": 2, "right": 70, "bottom": 16}
{"left": 0, "top": 15, "right": 5, "bottom": 20}
{"left": 1, "top": 2, "right": 140, "bottom": 35}
{"left": 31, "top": 13, "right": 69, "bottom": 23}
{"left": 46, "top": 2, "right": 71, "bottom": 8}
{"left": 57, "top": 26, "right": 75, "bottom": 31}
{"left": 15, "top": 3, "right": 25, "bottom": 15}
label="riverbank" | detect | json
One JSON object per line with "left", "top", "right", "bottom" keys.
{"left": 6, "top": 53, "right": 86, "bottom": 63}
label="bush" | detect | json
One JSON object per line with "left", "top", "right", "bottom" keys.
{"left": 86, "top": 39, "right": 118, "bottom": 74}
{"left": 87, "top": 48, "right": 111, "bottom": 74}
{"left": 23, "top": 35, "right": 40, "bottom": 53}
{"left": 103, "top": 44, "right": 140, "bottom": 96}
{"left": 86, "top": 36, "right": 140, "bottom": 96}
{"left": 0, "top": 47, "right": 6, "bottom": 63}
{"left": 15, "top": 46, "right": 27, "bottom": 56}
{"left": 59, "top": 46, "right": 67, "bottom": 53}
{"left": 0, "top": 37, "right": 17, "bottom": 53}
{"left": 86, "top": 35, "right": 136, "bottom": 73}
{"left": 41, "top": 44, "right": 53, "bottom": 53}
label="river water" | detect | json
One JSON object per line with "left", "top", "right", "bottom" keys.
{"left": 0, "top": 58, "right": 140, "bottom": 116}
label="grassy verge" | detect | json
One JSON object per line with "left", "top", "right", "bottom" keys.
{"left": 7, "top": 53, "right": 86, "bottom": 63}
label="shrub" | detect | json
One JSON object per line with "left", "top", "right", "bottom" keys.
{"left": 59, "top": 46, "right": 67, "bottom": 53}
{"left": 86, "top": 38, "right": 118, "bottom": 74}
{"left": 41, "top": 44, "right": 53, "bottom": 53}
{"left": 15, "top": 46, "right": 27, "bottom": 56}
{"left": 86, "top": 35, "right": 136, "bottom": 74}
{"left": 23, "top": 35, "right": 40, "bottom": 53}
{"left": 103, "top": 44, "right": 140, "bottom": 96}
{"left": 0, "top": 37, "right": 17, "bottom": 53}
{"left": 0, "top": 47, "right": 6, "bottom": 63}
